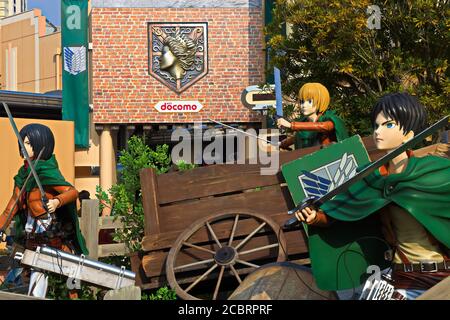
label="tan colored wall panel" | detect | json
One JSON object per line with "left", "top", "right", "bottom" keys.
{"left": 75, "top": 114, "right": 100, "bottom": 167}
{"left": 74, "top": 177, "right": 101, "bottom": 201}
{"left": 20, "top": 36, "right": 36, "bottom": 86}
{"left": 39, "top": 32, "right": 60, "bottom": 88}
{"left": 0, "top": 118, "right": 75, "bottom": 213}
{"left": 17, "top": 81, "right": 35, "bottom": 92}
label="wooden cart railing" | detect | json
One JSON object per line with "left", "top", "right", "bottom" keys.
{"left": 134, "top": 135, "right": 449, "bottom": 290}
{"left": 79, "top": 199, "right": 129, "bottom": 260}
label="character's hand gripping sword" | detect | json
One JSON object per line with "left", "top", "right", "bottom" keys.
{"left": 284, "top": 115, "right": 450, "bottom": 228}
{"left": 2, "top": 102, "right": 52, "bottom": 220}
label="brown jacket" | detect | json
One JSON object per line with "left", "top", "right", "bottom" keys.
{"left": 280, "top": 121, "right": 335, "bottom": 149}
{"left": 0, "top": 185, "right": 78, "bottom": 230}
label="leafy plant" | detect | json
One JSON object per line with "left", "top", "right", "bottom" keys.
{"left": 175, "top": 160, "right": 197, "bottom": 171}
{"left": 96, "top": 136, "right": 196, "bottom": 253}
{"left": 46, "top": 273, "right": 96, "bottom": 300}
{"left": 266, "top": 0, "right": 449, "bottom": 137}
{"left": 141, "top": 286, "right": 177, "bottom": 300}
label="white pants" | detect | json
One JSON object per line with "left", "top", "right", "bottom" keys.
{"left": 28, "top": 270, "right": 48, "bottom": 298}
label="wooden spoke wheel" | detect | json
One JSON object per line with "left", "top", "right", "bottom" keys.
{"left": 166, "top": 210, "right": 287, "bottom": 300}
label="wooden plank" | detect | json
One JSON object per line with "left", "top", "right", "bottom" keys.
{"left": 103, "top": 285, "right": 142, "bottom": 300}
{"left": 140, "top": 168, "right": 161, "bottom": 236}
{"left": 157, "top": 186, "right": 294, "bottom": 234}
{"left": 99, "top": 216, "right": 125, "bottom": 229}
{"left": 98, "top": 243, "right": 129, "bottom": 258}
{"left": 155, "top": 164, "right": 282, "bottom": 204}
{"left": 142, "top": 210, "right": 302, "bottom": 252}
{"left": 81, "top": 199, "right": 100, "bottom": 260}
{"left": 0, "top": 291, "right": 49, "bottom": 300}
{"left": 142, "top": 230, "right": 307, "bottom": 278}
{"left": 414, "top": 142, "right": 450, "bottom": 158}
{"left": 416, "top": 277, "right": 450, "bottom": 300}
{"left": 150, "top": 136, "right": 385, "bottom": 205}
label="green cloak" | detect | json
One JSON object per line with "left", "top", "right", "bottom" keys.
{"left": 308, "top": 155, "right": 450, "bottom": 291}
{"left": 12, "top": 155, "right": 88, "bottom": 255}
{"left": 294, "top": 110, "right": 349, "bottom": 149}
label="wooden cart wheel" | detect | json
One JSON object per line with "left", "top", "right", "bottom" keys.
{"left": 166, "top": 209, "right": 287, "bottom": 300}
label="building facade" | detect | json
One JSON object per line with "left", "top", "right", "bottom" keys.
{"left": 0, "top": 9, "right": 61, "bottom": 93}
{"left": 0, "top": 0, "right": 27, "bottom": 18}
{"left": 88, "top": 0, "right": 269, "bottom": 201}
{"left": 91, "top": 0, "right": 265, "bottom": 124}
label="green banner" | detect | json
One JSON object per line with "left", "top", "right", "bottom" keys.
{"left": 61, "top": 0, "right": 89, "bottom": 148}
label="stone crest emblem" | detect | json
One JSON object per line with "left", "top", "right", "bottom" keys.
{"left": 149, "top": 23, "right": 208, "bottom": 94}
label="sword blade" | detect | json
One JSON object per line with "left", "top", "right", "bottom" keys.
{"left": 207, "top": 118, "right": 278, "bottom": 146}
{"left": 274, "top": 67, "right": 283, "bottom": 118}
{"left": 314, "top": 115, "right": 449, "bottom": 206}
{"left": 2, "top": 102, "right": 48, "bottom": 205}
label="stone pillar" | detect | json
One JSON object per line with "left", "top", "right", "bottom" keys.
{"left": 99, "top": 125, "right": 115, "bottom": 216}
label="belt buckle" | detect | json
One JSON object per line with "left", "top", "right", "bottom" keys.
{"left": 420, "top": 261, "right": 438, "bottom": 273}
{"left": 403, "top": 263, "right": 414, "bottom": 272}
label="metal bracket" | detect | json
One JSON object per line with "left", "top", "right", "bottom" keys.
{"left": 14, "top": 251, "right": 24, "bottom": 262}
{"left": 115, "top": 266, "right": 126, "bottom": 289}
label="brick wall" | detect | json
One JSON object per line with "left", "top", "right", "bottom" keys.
{"left": 91, "top": 7, "right": 265, "bottom": 124}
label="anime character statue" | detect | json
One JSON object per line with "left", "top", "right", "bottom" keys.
{"left": 276, "top": 82, "right": 349, "bottom": 149}
{"left": 294, "top": 93, "right": 449, "bottom": 299}
{"left": 0, "top": 123, "right": 88, "bottom": 297}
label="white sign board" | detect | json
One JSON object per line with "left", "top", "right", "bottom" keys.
{"left": 154, "top": 101, "right": 203, "bottom": 113}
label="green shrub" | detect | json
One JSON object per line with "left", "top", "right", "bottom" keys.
{"left": 142, "top": 286, "right": 177, "bottom": 300}
{"left": 96, "top": 136, "right": 196, "bottom": 253}
{"left": 266, "top": 0, "right": 449, "bottom": 139}
{"left": 46, "top": 273, "right": 96, "bottom": 300}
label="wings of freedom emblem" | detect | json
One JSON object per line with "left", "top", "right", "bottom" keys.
{"left": 63, "top": 46, "right": 87, "bottom": 76}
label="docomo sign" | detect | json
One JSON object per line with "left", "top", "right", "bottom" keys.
{"left": 154, "top": 101, "right": 203, "bottom": 113}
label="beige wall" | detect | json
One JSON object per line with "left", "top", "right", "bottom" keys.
{"left": 0, "top": 118, "right": 75, "bottom": 212}
{"left": 0, "top": 9, "right": 60, "bottom": 93}
{"left": 74, "top": 113, "right": 101, "bottom": 198}
{"left": 39, "top": 32, "right": 61, "bottom": 92}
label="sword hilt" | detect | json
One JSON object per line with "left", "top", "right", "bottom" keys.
{"left": 42, "top": 195, "right": 50, "bottom": 212}
{"left": 273, "top": 114, "right": 286, "bottom": 135}
{"left": 284, "top": 196, "right": 318, "bottom": 228}
{"left": 41, "top": 195, "right": 56, "bottom": 221}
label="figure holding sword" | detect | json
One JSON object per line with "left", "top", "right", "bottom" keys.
{"left": 0, "top": 103, "right": 88, "bottom": 298}
{"left": 288, "top": 93, "right": 450, "bottom": 299}
{"left": 277, "top": 82, "right": 349, "bottom": 150}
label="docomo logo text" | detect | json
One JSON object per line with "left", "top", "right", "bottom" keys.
{"left": 154, "top": 101, "right": 203, "bottom": 113}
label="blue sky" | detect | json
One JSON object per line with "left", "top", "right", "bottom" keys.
{"left": 28, "top": 0, "right": 61, "bottom": 26}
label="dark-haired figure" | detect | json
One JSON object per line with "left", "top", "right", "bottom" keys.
{"left": 293, "top": 93, "right": 449, "bottom": 299}
{"left": 0, "top": 123, "right": 88, "bottom": 298}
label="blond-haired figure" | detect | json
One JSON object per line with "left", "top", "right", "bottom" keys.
{"left": 277, "top": 83, "right": 348, "bottom": 149}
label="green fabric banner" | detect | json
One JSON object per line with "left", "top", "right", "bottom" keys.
{"left": 61, "top": 0, "right": 89, "bottom": 148}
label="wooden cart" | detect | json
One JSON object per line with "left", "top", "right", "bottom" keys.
{"left": 134, "top": 135, "right": 449, "bottom": 299}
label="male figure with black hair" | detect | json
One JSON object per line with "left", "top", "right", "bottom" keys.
{"left": 295, "top": 92, "right": 449, "bottom": 299}
{"left": 0, "top": 123, "right": 88, "bottom": 298}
